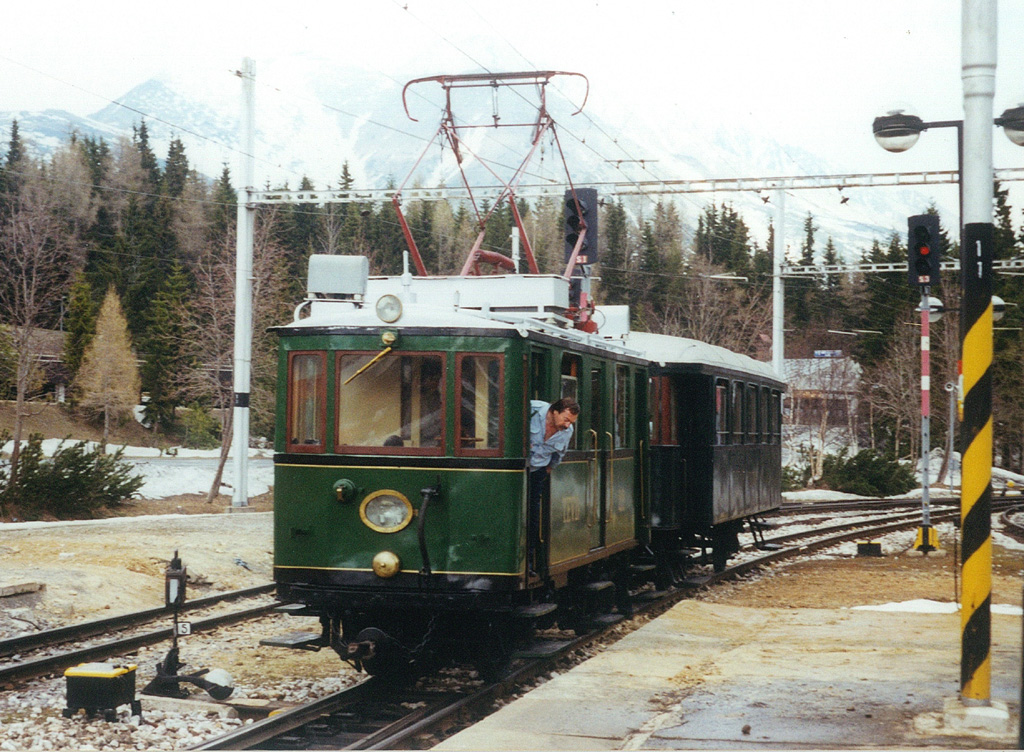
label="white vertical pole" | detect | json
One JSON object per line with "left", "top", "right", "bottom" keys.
{"left": 511, "top": 228, "right": 521, "bottom": 273}
{"left": 232, "top": 57, "right": 256, "bottom": 508}
{"left": 772, "top": 189, "right": 786, "bottom": 378}
{"left": 962, "top": 1, "right": 996, "bottom": 226}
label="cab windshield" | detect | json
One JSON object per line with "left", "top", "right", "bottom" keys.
{"left": 337, "top": 352, "right": 444, "bottom": 452}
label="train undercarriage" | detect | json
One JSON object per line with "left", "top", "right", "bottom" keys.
{"left": 269, "top": 516, "right": 770, "bottom": 680}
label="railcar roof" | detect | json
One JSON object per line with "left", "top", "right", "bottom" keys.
{"left": 618, "top": 331, "right": 784, "bottom": 386}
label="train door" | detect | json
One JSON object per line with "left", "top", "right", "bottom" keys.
{"left": 605, "top": 364, "right": 636, "bottom": 548}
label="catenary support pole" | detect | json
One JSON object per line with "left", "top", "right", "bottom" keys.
{"left": 916, "top": 287, "right": 935, "bottom": 552}
{"left": 959, "top": 0, "right": 995, "bottom": 705}
{"left": 771, "top": 190, "right": 785, "bottom": 378}
{"left": 232, "top": 58, "right": 256, "bottom": 508}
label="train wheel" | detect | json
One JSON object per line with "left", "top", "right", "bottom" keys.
{"left": 354, "top": 627, "right": 415, "bottom": 679}
{"left": 613, "top": 572, "right": 633, "bottom": 616}
{"left": 472, "top": 617, "right": 513, "bottom": 682}
{"left": 711, "top": 545, "right": 728, "bottom": 573}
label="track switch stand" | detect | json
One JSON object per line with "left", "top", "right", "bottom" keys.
{"left": 142, "top": 551, "right": 234, "bottom": 701}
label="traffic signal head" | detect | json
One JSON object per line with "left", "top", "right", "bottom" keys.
{"left": 564, "top": 188, "right": 599, "bottom": 265}
{"left": 907, "top": 214, "right": 941, "bottom": 287}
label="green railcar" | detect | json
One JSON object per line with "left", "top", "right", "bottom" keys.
{"left": 271, "top": 256, "right": 648, "bottom": 676}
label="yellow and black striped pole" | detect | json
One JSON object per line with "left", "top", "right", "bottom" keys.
{"left": 959, "top": 222, "right": 992, "bottom": 704}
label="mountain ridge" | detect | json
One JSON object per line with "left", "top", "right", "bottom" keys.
{"left": 0, "top": 59, "right": 950, "bottom": 259}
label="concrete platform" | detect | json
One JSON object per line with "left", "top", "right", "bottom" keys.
{"left": 435, "top": 600, "right": 1021, "bottom": 750}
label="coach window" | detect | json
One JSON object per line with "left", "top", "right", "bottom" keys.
{"left": 561, "top": 354, "right": 581, "bottom": 449}
{"left": 746, "top": 384, "right": 758, "bottom": 442}
{"left": 457, "top": 353, "right": 504, "bottom": 456}
{"left": 771, "top": 389, "right": 782, "bottom": 444}
{"left": 731, "top": 382, "right": 744, "bottom": 444}
{"left": 614, "top": 365, "right": 629, "bottom": 448}
{"left": 651, "top": 375, "right": 678, "bottom": 446}
{"left": 759, "top": 386, "right": 770, "bottom": 444}
{"left": 288, "top": 352, "right": 326, "bottom": 452}
{"left": 715, "top": 379, "right": 729, "bottom": 445}
{"left": 336, "top": 352, "right": 445, "bottom": 453}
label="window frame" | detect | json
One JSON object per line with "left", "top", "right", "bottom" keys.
{"left": 286, "top": 350, "right": 327, "bottom": 454}
{"left": 731, "top": 381, "right": 745, "bottom": 445}
{"left": 715, "top": 379, "right": 730, "bottom": 446}
{"left": 746, "top": 383, "right": 758, "bottom": 442}
{"left": 614, "top": 364, "right": 630, "bottom": 448}
{"left": 334, "top": 350, "right": 447, "bottom": 456}
{"left": 455, "top": 352, "right": 505, "bottom": 458}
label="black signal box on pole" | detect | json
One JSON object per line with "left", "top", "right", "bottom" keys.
{"left": 564, "top": 188, "right": 599, "bottom": 265}
{"left": 908, "top": 214, "right": 941, "bottom": 287}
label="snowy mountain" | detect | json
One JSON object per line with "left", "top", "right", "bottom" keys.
{"left": 0, "top": 56, "right": 947, "bottom": 259}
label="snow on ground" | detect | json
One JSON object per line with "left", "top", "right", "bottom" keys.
{"left": 852, "top": 600, "right": 1023, "bottom": 616}
{"left": 132, "top": 456, "right": 274, "bottom": 499}
{"left": 0, "top": 439, "right": 275, "bottom": 500}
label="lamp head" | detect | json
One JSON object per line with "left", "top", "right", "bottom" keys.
{"left": 997, "top": 105, "right": 1024, "bottom": 147}
{"left": 873, "top": 111, "right": 925, "bottom": 153}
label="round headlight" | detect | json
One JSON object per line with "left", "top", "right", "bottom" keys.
{"left": 360, "top": 490, "right": 413, "bottom": 533}
{"left": 375, "top": 294, "right": 402, "bottom": 323}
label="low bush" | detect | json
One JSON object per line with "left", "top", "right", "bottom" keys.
{"left": 181, "top": 404, "right": 221, "bottom": 450}
{"left": 819, "top": 448, "right": 916, "bottom": 497}
{"left": 781, "top": 464, "right": 810, "bottom": 491}
{"left": 0, "top": 433, "right": 144, "bottom": 520}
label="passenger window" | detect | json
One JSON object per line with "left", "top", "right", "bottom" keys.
{"left": 457, "top": 353, "right": 503, "bottom": 455}
{"left": 614, "top": 365, "right": 629, "bottom": 448}
{"left": 336, "top": 352, "right": 444, "bottom": 453}
{"left": 760, "top": 387, "right": 769, "bottom": 443}
{"left": 771, "top": 390, "right": 782, "bottom": 444}
{"left": 731, "top": 382, "right": 744, "bottom": 444}
{"left": 715, "top": 380, "right": 729, "bottom": 445}
{"left": 746, "top": 384, "right": 758, "bottom": 441}
{"left": 561, "top": 354, "right": 581, "bottom": 449}
{"left": 287, "top": 351, "right": 326, "bottom": 452}
{"left": 651, "top": 375, "right": 678, "bottom": 446}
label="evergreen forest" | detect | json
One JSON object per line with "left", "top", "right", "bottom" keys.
{"left": 2, "top": 119, "right": 1024, "bottom": 478}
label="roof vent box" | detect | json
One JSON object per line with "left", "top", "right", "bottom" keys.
{"left": 307, "top": 255, "right": 369, "bottom": 297}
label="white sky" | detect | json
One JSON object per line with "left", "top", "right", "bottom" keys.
{"left": 3, "top": 1, "right": 1024, "bottom": 209}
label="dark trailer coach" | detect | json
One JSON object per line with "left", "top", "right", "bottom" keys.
{"left": 621, "top": 330, "right": 785, "bottom": 573}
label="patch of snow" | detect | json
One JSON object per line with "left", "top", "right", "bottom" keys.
{"left": 783, "top": 490, "right": 874, "bottom": 502}
{"left": 851, "top": 599, "right": 1022, "bottom": 616}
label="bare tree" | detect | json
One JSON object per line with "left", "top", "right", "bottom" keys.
{"left": 863, "top": 325, "right": 921, "bottom": 461}
{"left": 0, "top": 151, "right": 91, "bottom": 481}
{"left": 170, "top": 208, "right": 289, "bottom": 502}
{"left": 659, "top": 255, "right": 773, "bottom": 359}
{"left": 74, "top": 287, "right": 140, "bottom": 449}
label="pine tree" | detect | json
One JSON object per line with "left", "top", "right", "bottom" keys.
{"left": 62, "top": 273, "right": 98, "bottom": 384}
{"left": 598, "top": 200, "right": 630, "bottom": 306}
{"left": 74, "top": 287, "right": 141, "bottom": 450}
{"left": 140, "top": 262, "right": 191, "bottom": 430}
{"left": 133, "top": 121, "right": 161, "bottom": 190}
{"left": 162, "top": 138, "right": 189, "bottom": 198}
{"left": 209, "top": 166, "right": 237, "bottom": 243}
{"left": 0, "top": 119, "right": 26, "bottom": 201}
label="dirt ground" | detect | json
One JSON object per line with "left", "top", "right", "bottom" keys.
{"left": 700, "top": 542, "right": 1024, "bottom": 610}
{"left": 0, "top": 402, "right": 170, "bottom": 451}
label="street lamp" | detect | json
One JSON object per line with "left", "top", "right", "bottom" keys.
{"left": 873, "top": 106, "right": 1024, "bottom": 152}
{"left": 995, "top": 105, "right": 1024, "bottom": 147}
{"left": 875, "top": 101, "right": 1024, "bottom": 710}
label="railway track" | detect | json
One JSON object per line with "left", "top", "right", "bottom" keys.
{"left": 0, "top": 585, "right": 278, "bottom": 685}
{"left": 779, "top": 491, "right": 1021, "bottom": 516}
{"left": 998, "top": 503, "right": 1024, "bottom": 542}
{"left": 193, "top": 503, "right": 996, "bottom": 751}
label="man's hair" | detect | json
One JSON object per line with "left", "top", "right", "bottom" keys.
{"left": 551, "top": 397, "right": 580, "bottom": 415}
